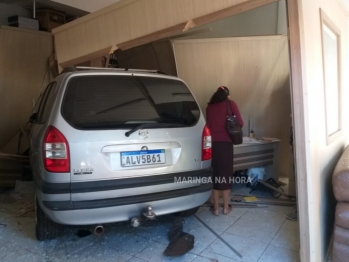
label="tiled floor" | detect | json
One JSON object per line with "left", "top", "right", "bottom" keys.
{"left": 0, "top": 187, "right": 301, "bottom": 262}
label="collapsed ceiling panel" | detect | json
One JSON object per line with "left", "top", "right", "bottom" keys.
{"left": 52, "top": 0, "right": 279, "bottom": 69}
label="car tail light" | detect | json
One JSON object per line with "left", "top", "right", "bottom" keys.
{"left": 202, "top": 125, "right": 212, "bottom": 161}
{"left": 43, "top": 126, "right": 70, "bottom": 173}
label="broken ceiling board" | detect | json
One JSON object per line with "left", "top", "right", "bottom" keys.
{"left": 52, "top": 0, "right": 276, "bottom": 68}
{"left": 193, "top": 0, "right": 279, "bottom": 26}
{"left": 117, "top": 22, "right": 187, "bottom": 50}
{"left": 59, "top": 45, "right": 117, "bottom": 68}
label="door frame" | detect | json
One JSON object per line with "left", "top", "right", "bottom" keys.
{"left": 286, "top": 0, "right": 312, "bottom": 261}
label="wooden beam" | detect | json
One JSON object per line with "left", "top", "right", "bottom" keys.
{"left": 117, "top": 22, "right": 187, "bottom": 51}
{"left": 193, "top": 0, "right": 280, "bottom": 27}
{"left": 52, "top": 0, "right": 139, "bottom": 34}
{"left": 183, "top": 20, "right": 196, "bottom": 31}
{"left": 118, "top": 0, "right": 279, "bottom": 51}
{"left": 59, "top": 45, "right": 117, "bottom": 69}
{"left": 286, "top": 0, "right": 311, "bottom": 261}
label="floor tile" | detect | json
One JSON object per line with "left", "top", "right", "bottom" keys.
{"left": 200, "top": 250, "right": 239, "bottom": 262}
{"left": 0, "top": 216, "right": 95, "bottom": 259}
{"left": 226, "top": 209, "right": 286, "bottom": 243}
{"left": 282, "top": 220, "right": 299, "bottom": 231}
{"left": 133, "top": 217, "right": 174, "bottom": 245}
{"left": 270, "top": 228, "right": 300, "bottom": 251}
{"left": 42, "top": 231, "right": 97, "bottom": 260}
{"left": 0, "top": 188, "right": 300, "bottom": 262}
{"left": 265, "top": 206, "right": 295, "bottom": 215}
{"left": 182, "top": 221, "right": 218, "bottom": 255}
{"left": 192, "top": 255, "right": 218, "bottom": 262}
{"left": 258, "top": 245, "right": 300, "bottom": 262}
{"left": 207, "top": 232, "right": 268, "bottom": 261}
{"left": 67, "top": 243, "right": 132, "bottom": 262}
{"left": 101, "top": 232, "right": 153, "bottom": 255}
{"left": 195, "top": 209, "right": 240, "bottom": 232}
{"left": 197, "top": 207, "right": 209, "bottom": 215}
{"left": 135, "top": 241, "right": 198, "bottom": 262}
{"left": 226, "top": 207, "right": 250, "bottom": 218}
{"left": 126, "top": 257, "right": 147, "bottom": 262}
{"left": 1, "top": 246, "right": 46, "bottom": 262}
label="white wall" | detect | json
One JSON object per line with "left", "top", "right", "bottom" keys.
{"left": 298, "top": 0, "right": 349, "bottom": 260}
{"left": 0, "top": 3, "right": 31, "bottom": 26}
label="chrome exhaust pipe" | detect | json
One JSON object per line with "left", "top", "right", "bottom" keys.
{"left": 93, "top": 225, "right": 104, "bottom": 235}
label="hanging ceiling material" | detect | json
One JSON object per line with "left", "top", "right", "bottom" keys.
{"left": 52, "top": 0, "right": 279, "bottom": 69}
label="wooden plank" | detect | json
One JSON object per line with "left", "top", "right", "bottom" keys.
{"left": 117, "top": 0, "right": 280, "bottom": 51}
{"left": 117, "top": 22, "right": 187, "bottom": 51}
{"left": 53, "top": 0, "right": 252, "bottom": 66}
{"left": 258, "top": 179, "right": 295, "bottom": 198}
{"left": 193, "top": 0, "right": 280, "bottom": 26}
{"left": 52, "top": 0, "right": 139, "bottom": 34}
{"left": 286, "top": 0, "right": 310, "bottom": 261}
{"left": 231, "top": 195, "right": 297, "bottom": 205}
{"left": 59, "top": 45, "right": 117, "bottom": 69}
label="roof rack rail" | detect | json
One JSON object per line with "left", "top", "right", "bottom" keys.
{"left": 73, "top": 66, "right": 169, "bottom": 75}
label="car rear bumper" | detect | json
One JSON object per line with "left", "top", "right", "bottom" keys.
{"left": 39, "top": 183, "right": 211, "bottom": 225}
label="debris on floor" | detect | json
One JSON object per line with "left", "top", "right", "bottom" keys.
{"left": 0, "top": 183, "right": 35, "bottom": 217}
{"left": 14, "top": 180, "right": 35, "bottom": 194}
{"left": 243, "top": 196, "right": 258, "bottom": 202}
{"left": 287, "top": 207, "right": 298, "bottom": 221}
{"left": 163, "top": 216, "right": 194, "bottom": 257}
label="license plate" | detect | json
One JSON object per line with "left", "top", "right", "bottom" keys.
{"left": 121, "top": 149, "right": 166, "bottom": 167}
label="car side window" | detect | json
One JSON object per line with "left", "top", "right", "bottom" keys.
{"left": 35, "top": 82, "right": 57, "bottom": 124}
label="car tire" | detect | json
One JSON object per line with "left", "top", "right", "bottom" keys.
{"left": 176, "top": 206, "right": 200, "bottom": 217}
{"left": 35, "top": 199, "right": 60, "bottom": 241}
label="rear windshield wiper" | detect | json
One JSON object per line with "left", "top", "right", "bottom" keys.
{"left": 96, "top": 98, "right": 146, "bottom": 115}
{"left": 125, "top": 123, "right": 186, "bottom": 137}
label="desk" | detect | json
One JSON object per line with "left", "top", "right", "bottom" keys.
{"left": 233, "top": 137, "right": 280, "bottom": 180}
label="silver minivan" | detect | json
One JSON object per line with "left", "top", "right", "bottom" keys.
{"left": 29, "top": 67, "right": 212, "bottom": 240}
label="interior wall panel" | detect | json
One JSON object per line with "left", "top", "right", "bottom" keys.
{"left": 0, "top": 26, "right": 53, "bottom": 148}
{"left": 52, "top": 0, "right": 280, "bottom": 67}
{"left": 173, "top": 35, "right": 291, "bottom": 178}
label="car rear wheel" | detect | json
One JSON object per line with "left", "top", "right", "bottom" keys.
{"left": 176, "top": 206, "right": 200, "bottom": 217}
{"left": 35, "top": 199, "right": 60, "bottom": 241}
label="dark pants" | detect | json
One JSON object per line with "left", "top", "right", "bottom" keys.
{"left": 211, "top": 141, "right": 234, "bottom": 190}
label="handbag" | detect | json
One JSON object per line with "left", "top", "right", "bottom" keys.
{"left": 226, "top": 99, "right": 243, "bottom": 145}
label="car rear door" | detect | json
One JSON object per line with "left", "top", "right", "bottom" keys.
{"left": 59, "top": 73, "right": 206, "bottom": 201}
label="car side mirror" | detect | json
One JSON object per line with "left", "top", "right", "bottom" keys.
{"left": 29, "top": 113, "right": 38, "bottom": 123}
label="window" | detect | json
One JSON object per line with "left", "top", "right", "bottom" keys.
{"left": 31, "top": 82, "right": 58, "bottom": 124}
{"left": 62, "top": 75, "right": 200, "bottom": 129}
{"left": 320, "top": 9, "right": 341, "bottom": 144}
{"left": 40, "top": 82, "right": 58, "bottom": 123}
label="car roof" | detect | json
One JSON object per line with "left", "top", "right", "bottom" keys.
{"left": 57, "top": 67, "right": 180, "bottom": 82}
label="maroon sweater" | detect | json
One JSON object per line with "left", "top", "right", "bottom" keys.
{"left": 206, "top": 100, "right": 244, "bottom": 142}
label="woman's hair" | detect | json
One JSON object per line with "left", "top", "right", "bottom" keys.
{"left": 208, "top": 86, "right": 230, "bottom": 104}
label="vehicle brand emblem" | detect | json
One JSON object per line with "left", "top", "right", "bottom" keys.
{"left": 141, "top": 146, "right": 148, "bottom": 151}
{"left": 139, "top": 129, "right": 148, "bottom": 139}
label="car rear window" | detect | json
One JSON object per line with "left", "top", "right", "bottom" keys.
{"left": 61, "top": 75, "right": 200, "bottom": 129}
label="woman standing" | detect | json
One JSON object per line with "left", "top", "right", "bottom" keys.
{"left": 206, "top": 86, "right": 244, "bottom": 215}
